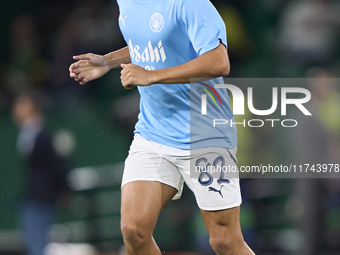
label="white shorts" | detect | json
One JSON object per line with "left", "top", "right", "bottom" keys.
{"left": 121, "top": 134, "right": 242, "bottom": 211}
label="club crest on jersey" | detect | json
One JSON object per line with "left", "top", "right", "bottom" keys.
{"left": 150, "top": 13, "right": 164, "bottom": 33}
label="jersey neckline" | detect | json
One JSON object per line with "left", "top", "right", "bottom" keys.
{"left": 133, "top": 0, "right": 156, "bottom": 5}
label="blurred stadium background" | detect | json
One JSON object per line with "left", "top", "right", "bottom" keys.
{"left": 0, "top": 0, "right": 340, "bottom": 254}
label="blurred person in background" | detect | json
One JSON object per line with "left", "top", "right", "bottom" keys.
{"left": 12, "top": 92, "right": 69, "bottom": 255}
{"left": 216, "top": 3, "right": 253, "bottom": 66}
{"left": 291, "top": 68, "right": 340, "bottom": 254}
{"left": 5, "top": 15, "right": 49, "bottom": 94}
{"left": 292, "top": 68, "right": 340, "bottom": 165}
{"left": 279, "top": 0, "right": 340, "bottom": 68}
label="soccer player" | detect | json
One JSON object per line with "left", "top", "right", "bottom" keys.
{"left": 69, "top": 0, "right": 255, "bottom": 254}
{"left": 13, "top": 92, "right": 69, "bottom": 255}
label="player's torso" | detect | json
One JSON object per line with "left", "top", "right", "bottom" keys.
{"left": 116, "top": 0, "right": 237, "bottom": 149}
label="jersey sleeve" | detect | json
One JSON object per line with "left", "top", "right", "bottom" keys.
{"left": 180, "top": 0, "right": 227, "bottom": 56}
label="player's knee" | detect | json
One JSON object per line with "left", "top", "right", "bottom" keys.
{"left": 209, "top": 237, "right": 233, "bottom": 254}
{"left": 209, "top": 235, "right": 243, "bottom": 255}
{"left": 121, "top": 222, "right": 149, "bottom": 248}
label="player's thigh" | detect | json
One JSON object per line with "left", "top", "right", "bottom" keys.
{"left": 201, "top": 206, "right": 243, "bottom": 243}
{"left": 121, "top": 181, "right": 177, "bottom": 234}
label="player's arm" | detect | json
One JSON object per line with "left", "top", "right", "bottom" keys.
{"left": 120, "top": 43, "right": 230, "bottom": 89}
{"left": 104, "top": 46, "right": 131, "bottom": 69}
{"left": 69, "top": 46, "right": 131, "bottom": 85}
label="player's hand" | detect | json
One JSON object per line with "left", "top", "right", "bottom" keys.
{"left": 69, "top": 53, "right": 110, "bottom": 85}
{"left": 120, "top": 63, "right": 153, "bottom": 89}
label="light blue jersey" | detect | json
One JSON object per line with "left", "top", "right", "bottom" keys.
{"left": 117, "top": 0, "right": 237, "bottom": 150}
